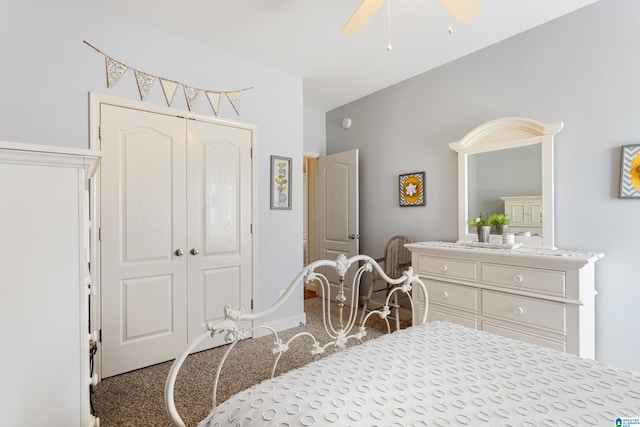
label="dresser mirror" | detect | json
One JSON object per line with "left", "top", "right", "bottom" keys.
{"left": 449, "top": 117, "right": 563, "bottom": 249}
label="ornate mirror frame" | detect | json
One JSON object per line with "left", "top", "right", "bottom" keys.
{"left": 449, "top": 117, "right": 563, "bottom": 249}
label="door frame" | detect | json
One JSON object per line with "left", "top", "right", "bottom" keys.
{"left": 303, "top": 152, "right": 320, "bottom": 292}
{"left": 88, "top": 92, "right": 258, "bottom": 381}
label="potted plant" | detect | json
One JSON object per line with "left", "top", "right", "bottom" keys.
{"left": 467, "top": 212, "right": 490, "bottom": 242}
{"left": 488, "top": 213, "right": 511, "bottom": 235}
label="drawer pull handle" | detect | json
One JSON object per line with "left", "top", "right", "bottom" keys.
{"left": 440, "top": 265, "right": 448, "bottom": 272}
{"left": 440, "top": 291, "right": 449, "bottom": 300}
{"left": 513, "top": 275, "right": 524, "bottom": 283}
{"left": 513, "top": 306, "right": 525, "bottom": 316}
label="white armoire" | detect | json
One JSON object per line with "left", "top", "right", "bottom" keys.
{"left": 0, "top": 141, "right": 100, "bottom": 426}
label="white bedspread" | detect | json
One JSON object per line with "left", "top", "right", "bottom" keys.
{"left": 200, "top": 322, "right": 640, "bottom": 426}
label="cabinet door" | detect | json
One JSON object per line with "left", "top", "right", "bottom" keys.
{"left": 186, "top": 120, "right": 253, "bottom": 348}
{"left": 101, "top": 105, "right": 189, "bottom": 377}
{"left": 506, "top": 201, "right": 528, "bottom": 226}
{"left": 0, "top": 155, "right": 88, "bottom": 425}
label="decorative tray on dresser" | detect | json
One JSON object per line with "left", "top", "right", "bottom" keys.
{"left": 406, "top": 241, "right": 604, "bottom": 358}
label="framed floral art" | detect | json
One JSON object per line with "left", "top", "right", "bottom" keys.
{"left": 399, "top": 171, "right": 426, "bottom": 207}
{"left": 270, "top": 155, "right": 292, "bottom": 209}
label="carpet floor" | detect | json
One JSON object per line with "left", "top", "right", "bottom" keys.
{"left": 92, "top": 297, "right": 400, "bottom": 426}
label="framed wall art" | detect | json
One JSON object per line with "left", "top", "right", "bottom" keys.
{"left": 399, "top": 171, "right": 426, "bottom": 207}
{"left": 270, "top": 155, "right": 292, "bottom": 209}
{"left": 619, "top": 144, "right": 640, "bottom": 199}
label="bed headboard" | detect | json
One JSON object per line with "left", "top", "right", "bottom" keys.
{"left": 165, "top": 254, "right": 428, "bottom": 426}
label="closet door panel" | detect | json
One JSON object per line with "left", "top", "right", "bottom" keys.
{"left": 101, "top": 105, "right": 188, "bottom": 377}
{"left": 202, "top": 267, "right": 241, "bottom": 320}
{"left": 204, "top": 140, "right": 240, "bottom": 254}
{"left": 122, "top": 135, "right": 173, "bottom": 261}
{"left": 187, "top": 121, "right": 253, "bottom": 347}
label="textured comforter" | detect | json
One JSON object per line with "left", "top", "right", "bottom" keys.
{"left": 200, "top": 321, "right": 640, "bottom": 426}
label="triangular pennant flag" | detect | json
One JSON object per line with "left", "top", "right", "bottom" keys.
{"left": 183, "top": 85, "right": 200, "bottom": 111}
{"left": 160, "top": 79, "right": 178, "bottom": 106}
{"left": 134, "top": 70, "right": 155, "bottom": 101}
{"left": 105, "top": 57, "right": 127, "bottom": 88}
{"left": 225, "top": 91, "right": 241, "bottom": 115}
{"left": 206, "top": 91, "right": 222, "bottom": 116}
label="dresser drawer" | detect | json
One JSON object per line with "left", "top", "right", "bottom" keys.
{"left": 426, "top": 280, "right": 478, "bottom": 313}
{"left": 482, "top": 290, "right": 566, "bottom": 333}
{"left": 482, "top": 321, "right": 566, "bottom": 352}
{"left": 428, "top": 307, "right": 478, "bottom": 329}
{"left": 416, "top": 256, "right": 476, "bottom": 282}
{"left": 482, "top": 263, "right": 565, "bottom": 297}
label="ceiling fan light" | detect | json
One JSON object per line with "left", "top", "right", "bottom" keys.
{"left": 439, "top": 0, "right": 483, "bottom": 25}
{"left": 341, "top": 0, "right": 386, "bottom": 36}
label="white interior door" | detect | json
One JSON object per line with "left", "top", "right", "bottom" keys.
{"left": 318, "top": 149, "right": 359, "bottom": 303}
{"left": 99, "top": 104, "right": 253, "bottom": 376}
{"left": 186, "top": 120, "right": 253, "bottom": 350}
{"left": 100, "top": 105, "right": 188, "bottom": 377}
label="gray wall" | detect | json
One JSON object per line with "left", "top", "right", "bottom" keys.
{"left": 327, "top": 0, "right": 640, "bottom": 372}
{"left": 1, "top": 2, "right": 305, "bottom": 326}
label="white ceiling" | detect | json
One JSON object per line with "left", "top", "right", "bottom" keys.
{"left": 102, "top": 0, "right": 600, "bottom": 112}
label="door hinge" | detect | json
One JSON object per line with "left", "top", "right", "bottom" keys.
{"left": 251, "top": 299, "right": 254, "bottom": 310}
{"left": 250, "top": 147, "right": 253, "bottom": 158}
{"left": 98, "top": 227, "right": 102, "bottom": 241}
{"left": 98, "top": 126, "right": 101, "bottom": 140}
{"left": 250, "top": 223, "right": 253, "bottom": 234}
{"left": 98, "top": 329, "right": 102, "bottom": 343}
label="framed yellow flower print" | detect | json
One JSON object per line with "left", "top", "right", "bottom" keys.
{"left": 399, "top": 171, "right": 426, "bottom": 207}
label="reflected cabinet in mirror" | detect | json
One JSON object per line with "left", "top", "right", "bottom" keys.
{"left": 450, "top": 117, "right": 563, "bottom": 249}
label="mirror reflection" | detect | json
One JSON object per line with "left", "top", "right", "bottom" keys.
{"left": 468, "top": 144, "right": 542, "bottom": 235}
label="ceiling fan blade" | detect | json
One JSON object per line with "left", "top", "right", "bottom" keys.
{"left": 439, "top": 0, "right": 483, "bottom": 25}
{"left": 341, "top": 0, "right": 386, "bottom": 36}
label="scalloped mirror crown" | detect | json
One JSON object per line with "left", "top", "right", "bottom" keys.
{"left": 449, "top": 117, "right": 563, "bottom": 249}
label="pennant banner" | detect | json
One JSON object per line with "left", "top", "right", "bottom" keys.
{"left": 134, "top": 70, "right": 155, "bottom": 101}
{"left": 206, "top": 91, "right": 222, "bottom": 116}
{"left": 225, "top": 91, "right": 241, "bottom": 116}
{"left": 160, "top": 79, "right": 178, "bottom": 106}
{"left": 183, "top": 86, "right": 200, "bottom": 111}
{"left": 86, "top": 41, "right": 252, "bottom": 116}
{"left": 106, "top": 57, "right": 127, "bottom": 88}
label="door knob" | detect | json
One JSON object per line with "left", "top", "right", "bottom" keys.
{"left": 190, "top": 248, "right": 200, "bottom": 255}
{"left": 175, "top": 248, "right": 185, "bottom": 256}
{"left": 348, "top": 234, "right": 360, "bottom": 240}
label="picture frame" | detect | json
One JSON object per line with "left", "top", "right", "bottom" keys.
{"left": 399, "top": 171, "right": 426, "bottom": 207}
{"left": 270, "top": 155, "right": 292, "bottom": 209}
{"left": 619, "top": 144, "right": 640, "bottom": 199}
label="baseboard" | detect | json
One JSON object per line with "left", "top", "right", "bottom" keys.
{"left": 305, "top": 281, "right": 319, "bottom": 293}
{"left": 252, "top": 312, "right": 307, "bottom": 338}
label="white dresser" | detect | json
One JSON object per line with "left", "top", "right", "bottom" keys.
{"left": 0, "top": 141, "right": 100, "bottom": 426}
{"left": 406, "top": 242, "right": 603, "bottom": 358}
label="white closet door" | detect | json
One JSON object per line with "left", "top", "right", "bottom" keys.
{"left": 186, "top": 121, "right": 253, "bottom": 349}
{"left": 99, "top": 103, "right": 254, "bottom": 377}
{"left": 100, "top": 105, "right": 188, "bottom": 377}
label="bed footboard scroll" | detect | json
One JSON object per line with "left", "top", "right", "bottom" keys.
{"left": 165, "top": 254, "right": 428, "bottom": 426}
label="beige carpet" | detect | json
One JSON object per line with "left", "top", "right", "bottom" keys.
{"left": 92, "top": 297, "right": 401, "bottom": 426}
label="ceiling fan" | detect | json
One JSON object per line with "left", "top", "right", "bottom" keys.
{"left": 341, "top": 0, "right": 483, "bottom": 36}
